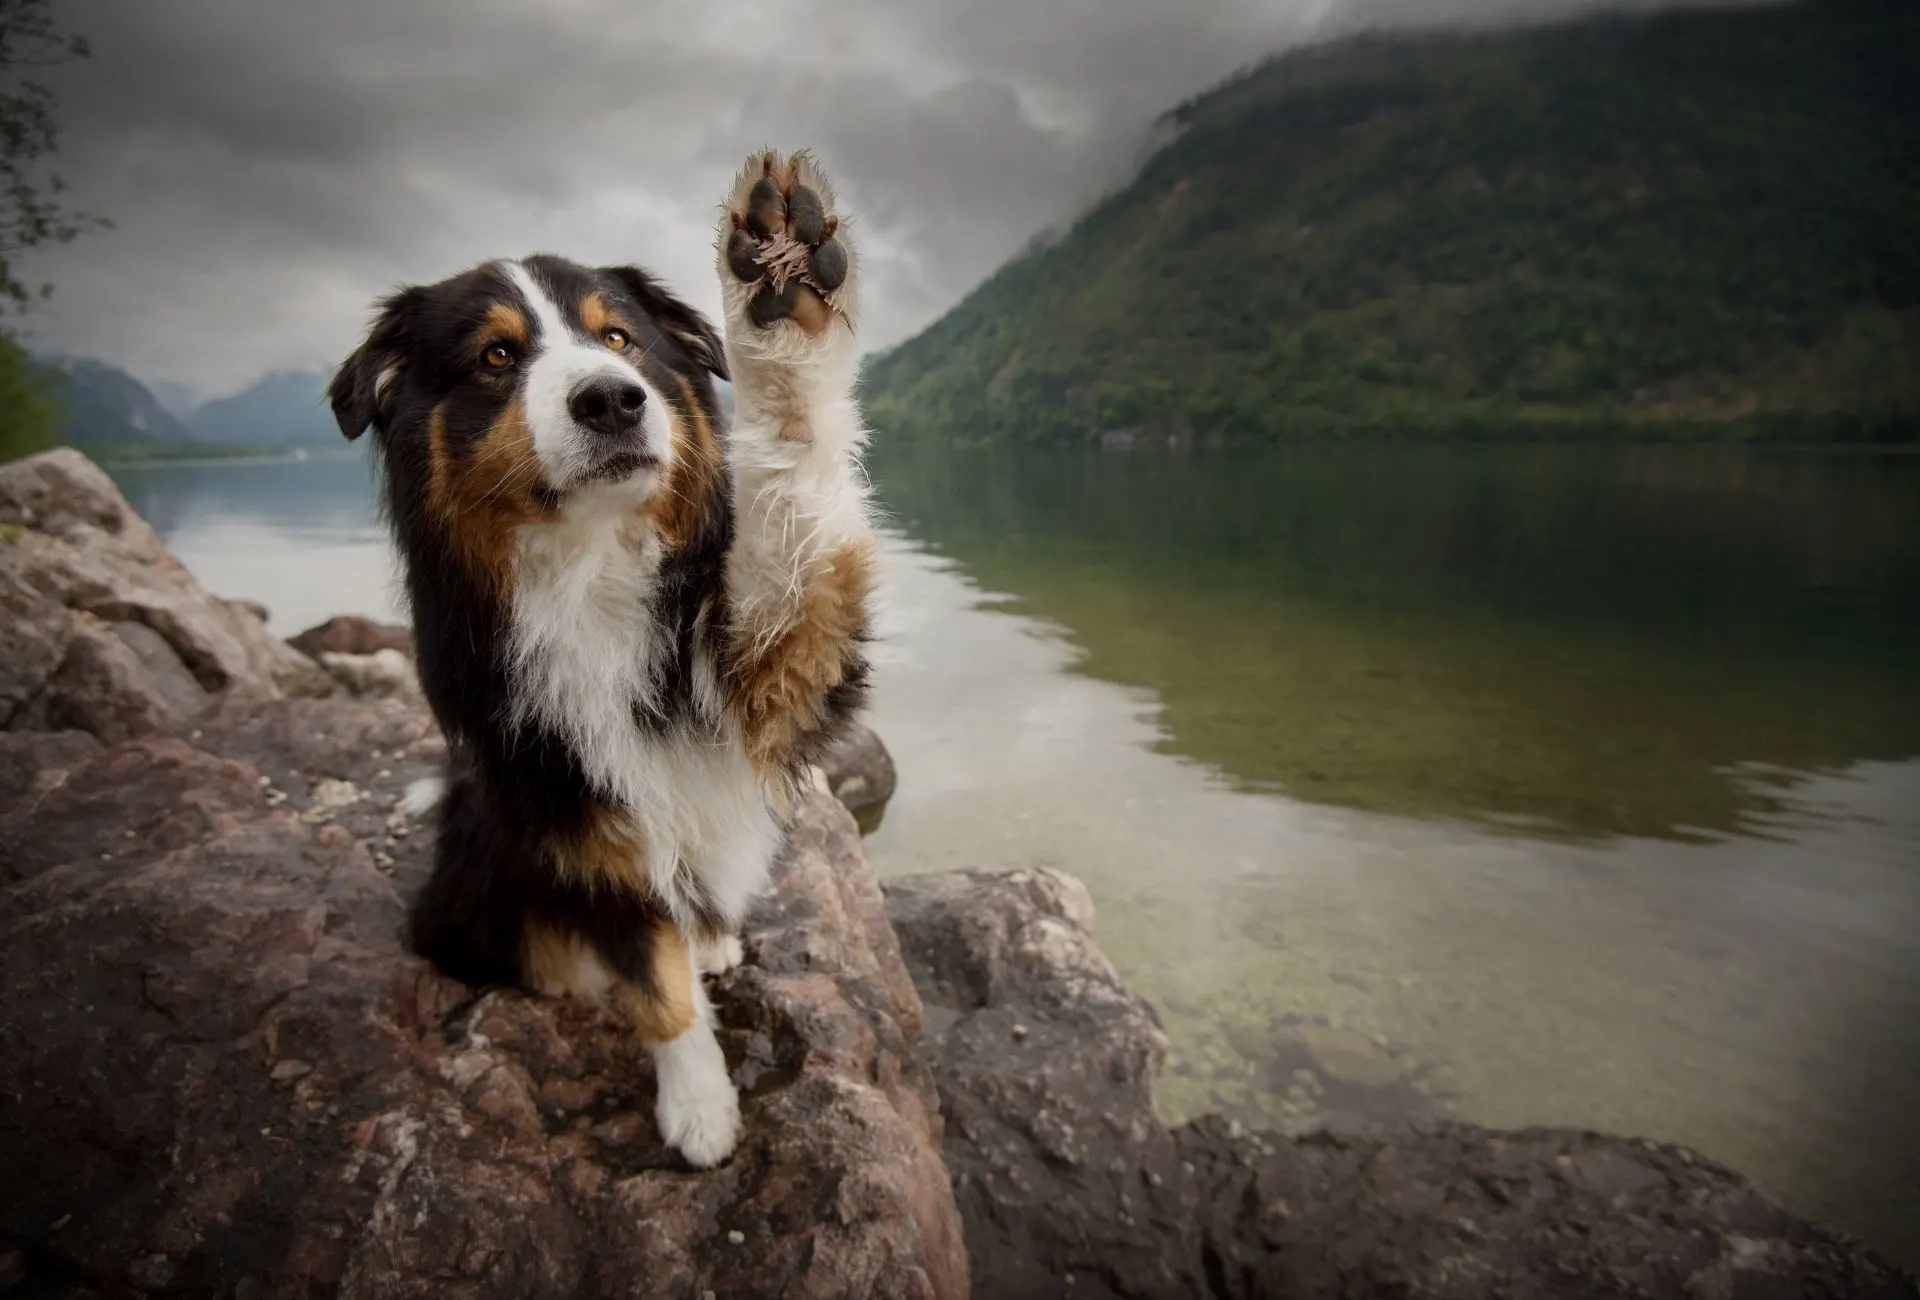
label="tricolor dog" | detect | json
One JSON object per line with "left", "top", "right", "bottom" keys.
{"left": 327, "top": 151, "right": 873, "bottom": 1166}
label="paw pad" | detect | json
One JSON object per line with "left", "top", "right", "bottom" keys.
{"left": 726, "top": 152, "right": 850, "bottom": 331}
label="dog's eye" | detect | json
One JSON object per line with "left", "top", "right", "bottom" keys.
{"left": 602, "top": 328, "right": 630, "bottom": 352}
{"left": 482, "top": 343, "right": 514, "bottom": 370}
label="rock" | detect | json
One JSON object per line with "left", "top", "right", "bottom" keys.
{"left": 0, "top": 444, "right": 152, "bottom": 539}
{"left": 0, "top": 448, "right": 967, "bottom": 1299}
{"left": 885, "top": 869, "right": 1199, "bottom": 1299}
{"left": 1294, "top": 1023, "right": 1402, "bottom": 1089}
{"left": 226, "top": 597, "right": 271, "bottom": 625}
{"left": 817, "top": 722, "right": 897, "bottom": 833}
{"left": 0, "top": 555, "right": 72, "bottom": 724}
{"left": 0, "top": 449, "right": 335, "bottom": 735}
{"left": 0, "top": 728, "right": 97, "bottom": 807}
{"left": 883, "top": 868, "right": 1918, "bottom": 1300}
{"left": 8, "top": 613, "right": 210, "bottom": 742}
{"left": 289, "top": 613, "right": 416, "bottom": 661}
{"left": 318, "top": 647, "right": 422, "bottom": 699}
{"left": 1177, "top": 1118, "right": 1919, "bottom": 1300}
{"left": 0, "top": 702, "right": 967, "bottom": 1300}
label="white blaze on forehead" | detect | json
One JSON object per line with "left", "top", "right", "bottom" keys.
{"left": 504, "top": 259, "right": 674, "bottom": 488}
{"left": 504, "top": 260, "right": 580, "bottom": 350}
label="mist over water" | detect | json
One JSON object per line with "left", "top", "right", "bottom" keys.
{"left": 108, "top": 443, "right": 1920, "bottom": 1267}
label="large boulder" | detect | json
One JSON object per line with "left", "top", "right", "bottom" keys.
{"left": 0, "top": 449, "right": 334, "bottom": 737}
{"left": 0, "top": 698, "right": 967, "bottom": 1300}
{"left": 0, "top": 449, "right": 967, "bottom": 1300}
{"left": 884, "top": 869, "right": 1918, "bottom": 1300}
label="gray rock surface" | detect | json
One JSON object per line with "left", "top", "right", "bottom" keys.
{"left": 0, "top": 696, "right": 969, "bottom": 1300}
{"left": 288, "top": 614, "right": 415, "bottom": 661}
{"left": 0, "top": 449, "right": 968, "bottom": 1300}
{"left": 0, "top": 449, "right": 334, "bottom": 738}
{"left": 317, "top": 647, "right": 422, "bottom": 700}
{"left": 884, "top": 868, "right": 1919, "bottom": 1300}
{"left": 226, "top": 597, "right": 272, "bottom": 625}
{"left": 817, "top": 721, "right": 897, "bottom": 833}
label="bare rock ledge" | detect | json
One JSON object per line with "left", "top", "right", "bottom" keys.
{"left": 0, "top": 450, "right": 966, "bottom": 1300}
{"left": 883, "top": 869, "right": 1917, "bottom": 1300}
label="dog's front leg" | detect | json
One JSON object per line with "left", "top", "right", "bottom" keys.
{"left": 712, "top": 150, "right": 876, "bottom": 781}
{"left": 523, "top": 916, "right": 740, "bottom": 1167}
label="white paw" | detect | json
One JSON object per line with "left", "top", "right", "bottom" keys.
{"left": 716, "top": 149, "right": 858, "bottom": 374}
{"left": 659, "top": 1081, "right": 742, "bottom": 1168}
{"left": 651, "top": 1022, "right": 741, "bottom": 1168}
{"left": 694, "top": 933, "right": 745, "bottom": 977}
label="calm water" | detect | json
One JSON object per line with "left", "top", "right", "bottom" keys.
{"left": 108, "top": 443, "right": 1920, "bottom": 1266}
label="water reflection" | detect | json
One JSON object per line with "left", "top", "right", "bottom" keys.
{"left": 868, "top": 443, "right": 1920, "bottom": 841}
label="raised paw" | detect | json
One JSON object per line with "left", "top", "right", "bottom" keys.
{"left": 720, "top": 150, "right": 853, "bottom": 336}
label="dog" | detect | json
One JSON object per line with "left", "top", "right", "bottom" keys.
{"left": 326, "top": 150, "right": 874, "bottom": 1167}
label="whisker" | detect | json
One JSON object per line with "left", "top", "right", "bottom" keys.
{"left": 470, "top": 433, "right": 544, "bottom": 510}
{"left": 473, "top": 453, "right": 540, "bottom": 509}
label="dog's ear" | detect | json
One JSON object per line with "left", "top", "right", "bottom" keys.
{"left": 329, "top": 286, "right": 425, "bottom": 441}
{"left": 602, "top": 266, "right": 728, "bottom": 381}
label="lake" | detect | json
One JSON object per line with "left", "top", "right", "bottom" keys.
{"left": 107, "top": 441, "right": 1920, "bottom": 1267}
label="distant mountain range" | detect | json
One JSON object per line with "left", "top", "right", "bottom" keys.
{"left": 40, "top": 358, "right": 195, "bottom": 446}
{"left": 186, "top": 369, "right": 335, "bottom": 447}
{"left": 38, "top": 356, "right": 741, "bottom": 451}
{"left": 36, "top": 357, "right": 336, "bottom": 449}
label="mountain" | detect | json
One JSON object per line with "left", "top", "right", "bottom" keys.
{"left": 38, "top": 357, "right": 194, "bottom": 446}
{"left": 860, "top": 0, "right": 1920, "bottom": 445}
{"left": 187, "top": 369, "right": 336, "bottom": 447}
{"left": 146, "top": 379, "right": 203, "bottom": 421}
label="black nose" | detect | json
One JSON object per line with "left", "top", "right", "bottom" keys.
{"left": 567, "top": 375, "right": 647, "bottom": 438}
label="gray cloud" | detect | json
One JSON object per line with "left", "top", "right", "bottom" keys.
{"left": 16, "top": 0, "right": 1757, "bottom": 399}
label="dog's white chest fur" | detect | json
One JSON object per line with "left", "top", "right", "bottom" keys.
{"left": 505, "top": 502, "right": 777, "bottom": 927}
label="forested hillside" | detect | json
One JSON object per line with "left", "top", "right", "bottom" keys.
{"left": 861, "top": 0, "right": 1919, "bottom": 444}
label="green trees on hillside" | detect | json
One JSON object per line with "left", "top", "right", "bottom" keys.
{"left": 0, "top": 0, "right": 104, "bottom": 462}
{"left": 862, "top": 0, "right": 1920, "bottom": 444}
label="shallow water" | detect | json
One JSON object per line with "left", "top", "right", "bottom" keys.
{"left": 108, "top": 443, "right": 1920, "bottom": 1266}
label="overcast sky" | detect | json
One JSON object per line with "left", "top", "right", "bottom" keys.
{"left": 14, "top": 0, "right": 1747, "bottom": 403}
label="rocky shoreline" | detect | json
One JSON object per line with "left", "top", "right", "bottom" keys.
{"left": 2, "top": 449, "right": 1912, "bottom": 1299}
{"left": 888, "top": 870, "right": 1918, "bottom": 1299}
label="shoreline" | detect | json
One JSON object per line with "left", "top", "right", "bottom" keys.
{"left": 4, "top": 446, "right": 1912, "bottom": 1296}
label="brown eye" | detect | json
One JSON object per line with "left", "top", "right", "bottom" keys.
{"left": 603, "top": 327, "right": 629, "bottom": 351}
{"left": 482, "top": 343, "right": 514, "bottom": 369}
